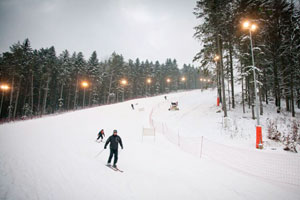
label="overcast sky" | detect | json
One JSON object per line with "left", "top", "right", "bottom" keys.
{"left": 0, "top": 0, "right": 200, "bottom": 67}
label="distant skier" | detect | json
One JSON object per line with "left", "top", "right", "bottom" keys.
{"left": 164, "top": 96, "right": 167, "bottom": 100}
{"left": 131, "top": 104, "right": 134, "bottom": 110}
{"left": 104, "top": 130, "right": 123, "bottom": 168}
{"left": 277, "top": 107, "right": 281, "bottom": 113}
{"left": 96, "top": 129, "right": 105, "bottom": 142}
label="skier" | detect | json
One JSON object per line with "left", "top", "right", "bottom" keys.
{"left": 104, "top": 129, "right": 123, "bottom": 168}
{"left": 96, "top": 129, "right": 105, "bottom": 142}
{"left": 164, "top": 96, "right": 167, "bottom": 100}
{"left": 131, "top": 104, "right": 134, "bottom": 110}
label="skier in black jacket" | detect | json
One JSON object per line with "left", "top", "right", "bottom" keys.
{"left": 104, "top": 129, "right": 123, "bottom": 168}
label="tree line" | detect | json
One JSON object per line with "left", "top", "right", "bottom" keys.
{"left": 194, "top": 0, "right": 300, "bottom": 117}
{"left": 0, "top": 39, "right": 212, "bottom": 121}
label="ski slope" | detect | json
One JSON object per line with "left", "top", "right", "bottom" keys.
{"left": 0, "top": 89, "right": 299, "bottom": 200}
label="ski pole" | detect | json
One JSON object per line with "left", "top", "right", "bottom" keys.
{"left": 95, "top": 149, "right": 105, "bottom": 158}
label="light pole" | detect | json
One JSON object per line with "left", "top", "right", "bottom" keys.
{"left": 243, "top": 21, "right": 259, "bottom": 125}
{"left": 81, "top": 81, "right": 89, "bottom": 108}
{"left": 207, "top": 79, "right": 211, "bottom": 88}
{"left": 214, "top": 55, "right": 221, "bottom": 106}
{"left": 181, "top": 77, "right": 186, "bottom": 89}
{"left": 146, "top": 78, "right": 152, "bottom": 96}
{"left": 166, "top": 78, "right": 171, "bottom": 92}
{"left": 243, "top": 20, "right": 262, "bottom": 148}
{"left": 199, "top": 78, "right": 203, "bottom": 89}
{"left": 120, "top": 79, "right": 127, "bottom": 102}
{"left": 0, "top": 84, "right": 10, "bottom": 116}
{"left": 203, "top": 79, "right": 207, "bottom": 89}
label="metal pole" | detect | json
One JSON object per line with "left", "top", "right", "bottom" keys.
{"left": 145, "top": 84, "right": 147, "bottom": 97}
{"left": 0, "top": 91, "right": 4, "bottom": 116}
{"left": 83, "top": 88, "right": 86, "bottom": 108}
{"left": 249, "top": 30, "right": 260, "bottom": 125}
{"left": 95, "top": 149, "right": 105, "bottom": 158}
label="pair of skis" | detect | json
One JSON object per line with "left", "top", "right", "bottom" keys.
{"left": 106, "top": 165, "right": 124, "bottom": 173}
{"left": 96, "top": 141, "right": 123, "bottom": 172}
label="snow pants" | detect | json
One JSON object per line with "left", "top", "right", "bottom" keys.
{"left": 108, "top": 149, "right": 118, "bottom": 165}
{"left": 97, "top": 134, "right": 103, "bottom": 140}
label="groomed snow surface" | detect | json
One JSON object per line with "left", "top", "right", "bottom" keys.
{"left": 0, "top": 89, "right": 299, "bottom": 200}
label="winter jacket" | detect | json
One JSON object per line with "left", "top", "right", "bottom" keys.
{"left": 104, "top": 135, "right": 123, "bottom": 150}
{"left": 98, "top": 130, "right": 105, "bottom": 137}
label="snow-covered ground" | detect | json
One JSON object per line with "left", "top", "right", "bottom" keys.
{"left": 0, "top": 89, "right": 299, "bottom": 200}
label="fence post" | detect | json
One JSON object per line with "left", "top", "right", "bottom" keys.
{"left": 178, "top": 130, "right": 180, "bottom": 147}
{"left": 200, "top": 136, "right": 203, "bottom": 158}
{"left": 142, "top": 126, "right": 144, "bottom": 142}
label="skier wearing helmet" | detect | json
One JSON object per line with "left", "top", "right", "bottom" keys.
{"left": 104, "top": 130, "right": 123, "bottom": 168}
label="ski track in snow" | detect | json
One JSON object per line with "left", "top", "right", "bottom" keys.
{"left": 0, "top": 89, "right": 299, "bottom": 200}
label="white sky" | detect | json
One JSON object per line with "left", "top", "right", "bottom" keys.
{"left": 0, "top": 0, "right": 201, "bottom": 67}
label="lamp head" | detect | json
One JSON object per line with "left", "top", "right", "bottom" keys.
{"left": 0, "top": 84, "right": 9, "bottom": 91}
{"left": 121, "top": 79, "right": 127, "bottom": 85}
{"left": 251, "top": 24, "right": 257, "bottom": 31}
{"left": 243, "top": 21, "right": 250, "bottom": 29}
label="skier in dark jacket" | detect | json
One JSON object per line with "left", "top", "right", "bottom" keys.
{"left": 104, "top": 129, "right": 123, "bottom": 168}
{"left": 96, "top": 129, "right": 105, "bottom": 142}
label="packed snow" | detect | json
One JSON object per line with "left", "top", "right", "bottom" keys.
{"left": 0, "top": 89, "right": 299, "bottom": 200}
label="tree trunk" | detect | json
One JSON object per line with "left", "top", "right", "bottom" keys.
{"left": 59, "top": 83, "right": 64, "bottom": 111}
{"left": 107, "top": 72, "right": 113, "bottom": 104}
{"left": 67, "top": 85, "right": 71, "bottom": 110}
{"left": 60, "top": 84, "right": 64, "bottom": 100}
{"left": 8, "top": 74, "right": 15, "bottom": 120}
{"left": 37, "top": 82, "right": 42, "bottom": 115}
{"left": 42, "top": 75, "right": 51, "bottom": 115}
{"left": 259, "top": 87, "right": 263, "bottom": 115}
{"left": 286, "top": 93, "right": 290, "bottom": 112}
{"left": 227, "top": 77, "right": 231, "bottom": 111}
{"left": 290, "top": 72, "right": 295, "bottom": 117}
{"left": 74, "top": 77, "right": 78, "bottom": 109}
{"left": 297, "top": 89, "right": 300, "bottom": 109}
{"left": 0, "top": 92, "right": 4, "bottom": 117}
{"left": 216, "top": 37, "right": 222, "bottom": 104}
{"left": 22, "top": 80, "right": 28, "bottom": 116}
{"left": 240, "top": 59, "right": 245, "bottom": 114}
{"left": 217, "top": 34, "right": 227, "bottom": 117}
{"left": 263, "top": 68, "right": 268, "bottom": 104}
{"left": 273, "top": 59, "right": 281, "bottom": 108}
{"left": 88, "top": 87, "right": 92, "bottom": 106}
{"left": 226, "top": 55, "right": 231, "bottom": 111}
{"left": 13, "top": 78, "right": 22, "bottom": 119}
{"left": 242, "top": 75, "right": 245, "bottom": 114}
{"left": 31, "top": 72, "right": 34, "bottom": 115}
{"left": 229, "top": 40, "right": 235, "bottom": 109}
{"left": 247, "top": 76, "right": 251, "bottom": 109}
